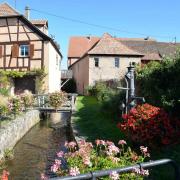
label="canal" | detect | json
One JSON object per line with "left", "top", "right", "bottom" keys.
{"left": 7, "top": 112, "right": 72, "bottom": 180}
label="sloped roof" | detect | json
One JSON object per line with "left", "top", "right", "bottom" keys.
{"left": 88, "top": 33, "right": 142, "bottom": 56}
{"left": 141, "top": 53, "right": 162, "bottom": 61}
{"left": 0, "top": 2, "right": 19, "bottom": 16}
{"left": 0, "top": 2, "right": 62, "bottom": 57}
{"left": 119, "top": 40, "right": 179, "bottom": 58}
{"left": 30, "top": 19, "right": 48, "bottom": 27}
{"left": 68, "top": 36, "right": 99, "bottom": 58}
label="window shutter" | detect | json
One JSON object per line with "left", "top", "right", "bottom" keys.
{"left": 12, "top": 44, "right": 19, "bottom": 58}
{"left": 29, "top": 44, "right": 34, "bottom": 58}
{"left": 0, "top": 46, "right": 2, "bottom": 58}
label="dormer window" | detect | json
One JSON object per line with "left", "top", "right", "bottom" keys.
{"left": 20, "top": 45, "right": 29, "bottom": 57}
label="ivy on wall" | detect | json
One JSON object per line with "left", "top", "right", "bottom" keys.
{"left": 0, "top": 68, "right": 47, "bottom": 94}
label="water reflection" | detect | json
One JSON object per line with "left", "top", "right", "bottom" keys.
{"left": 7, "top": 112, "right": 71, "bottom": 180}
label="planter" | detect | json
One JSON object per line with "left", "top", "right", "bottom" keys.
{"left": 49, "top": 112, "right": 62, "bottom": 125}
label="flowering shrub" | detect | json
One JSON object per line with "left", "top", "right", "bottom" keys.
{"left": 20, "top": 90, "right": 34, "bottom": 110}
{"left": 49, "top": 91, "right": 67, "bottom": 111}
{"left": 8, "top": 96, "right": 24, "bottom": 115}
{"left": 117, "top": 103, "right": 180, "bottom": 146}
{"left": 42, "top": 140, "right": 150, "bottom": 179}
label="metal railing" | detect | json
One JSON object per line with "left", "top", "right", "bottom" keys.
{"left": 33, "top": 93, "right": 77, "bottom": 111}
{"left": 50, "top": 159, "right": 180, "bottom": 180}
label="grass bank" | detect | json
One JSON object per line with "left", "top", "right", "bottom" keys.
{"left": 72, "top": 96, "right": 125, "bottom": 143}
{"left": 72, "top": 96, "right": 180, "bottom": 179}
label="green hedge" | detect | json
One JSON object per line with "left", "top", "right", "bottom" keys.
{"left": 136, "top": 50, "right": 180, "bottom": 115}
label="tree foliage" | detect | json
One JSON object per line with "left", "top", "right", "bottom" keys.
{"left": 136, "top": 50, "right": 180, "bottom": 115}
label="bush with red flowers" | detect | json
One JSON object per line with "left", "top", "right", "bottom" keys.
{"left": 117, "top": 103, "right": 180, "bottom": 146}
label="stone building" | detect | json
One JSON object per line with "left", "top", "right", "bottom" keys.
{"left": 68, "top": 33, "right": 179, "bottom": 94}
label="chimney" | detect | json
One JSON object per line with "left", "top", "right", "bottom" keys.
{"left": 25, "top": 6, "right": 30, "bottom": 20}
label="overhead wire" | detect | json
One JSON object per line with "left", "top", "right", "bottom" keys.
{"left": 31, "top": 8, "right": 175, "bottom": 41}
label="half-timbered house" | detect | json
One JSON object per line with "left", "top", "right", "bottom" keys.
{"left": 0, "top": 3, "right": 62, "bottom": 94}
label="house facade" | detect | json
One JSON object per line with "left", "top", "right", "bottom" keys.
{"left": 0, "top": 3, "right": 62, "bottom": 94}
{"left": 68, "top": 33, "right": 179, "bottom": 94}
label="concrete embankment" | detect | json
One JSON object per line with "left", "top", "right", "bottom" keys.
{"left": 0, "top": 110, "right": 40, "bottom": 159}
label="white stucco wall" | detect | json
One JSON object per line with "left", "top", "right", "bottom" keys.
{"left": 48, "top": 43, "right": 61, "bottom": 92}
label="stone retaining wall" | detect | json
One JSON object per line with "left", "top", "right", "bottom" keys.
{"left": 0, "top": 110, "right": 40, "bottom": 159}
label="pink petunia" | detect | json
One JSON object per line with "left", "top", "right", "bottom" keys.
{"left": 69, "top": 167, "right": 80, "bottom": 176}
{"left": 57, "top": 151, "right": 64, "bottom": 158}
{"left": 109, "top": 171, "right": 119, "bottom": 180}
{"left": 118, "top": 140, "right": 127, "bottom": 145}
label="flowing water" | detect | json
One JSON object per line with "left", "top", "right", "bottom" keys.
{"left": 7, "top": 112, "right": 72, "bottom": 180}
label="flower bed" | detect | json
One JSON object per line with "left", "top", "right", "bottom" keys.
{"left": 41, "top": 140, "right": 150, "bottom": 179}
{"left": 117, "top": 103, "right": 180, "bottom": 146}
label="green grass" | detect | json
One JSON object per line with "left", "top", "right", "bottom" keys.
{"left": 72, "top": 96, "right": 180, "bottom": 180}
{"left": 72, "top": 96, "right": 125, "bottom": 143}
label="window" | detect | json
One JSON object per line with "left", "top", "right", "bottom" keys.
{"left": 20, "top": 45, "right": 29, "bottom": 57}
{"left": 94, "top": 57, "right": 99, "bottom": 67}
{"left": 115, "top": 57, "right": 119, "bottom": 68}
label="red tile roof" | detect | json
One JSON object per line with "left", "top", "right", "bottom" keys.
{"left": 68, "top": 34, "right": 179, "bottom": 63}
{"left": 0, "top": 3, "right": 19, "bottom": 16}
{"left": 68, "top": 36, "right": 99, "bottom": 58}
{"left": 141, "top": 53, "right": 162, "bottom": 61}
{"left": 88, "top": 33, "right": 142, "bottom": 56}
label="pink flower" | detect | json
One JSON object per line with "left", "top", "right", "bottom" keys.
{"left": 140, "top": 146, "right": 150, "bottom": 157}
{"left": 41, "top": 173, "right": 48, "bottom": 180}
{"left": 69, "top": 167, "right": 80, "bottom": 176}
{"left": 95, "top": 139, "right": 101, "bottom": 146}
{"left": 83, "top": 156, "right": 92, "bottom": 167}
{"left": 118, "top": 140, "right": 127, "bottom": 145}
{"left": 133, "top": 167, "right": 149, "bottom": 176}
{"left": 96, "top": 139, "right": 106, "bottom": 146}
{"left": 107, "top": 145, "right": 120, "bottom": 155}
{"left": 68, "top": 141, "right": 77, "bottom": 149}
{"left": 50, "top": 163, "right": 59, "bottom": 173}
{"left": 109, "top": 157, "right": 120, "bottom": 164}
{"left": 109, "top": 171, "right": 119, "bottom": 180}
{"left": 106, "top": 141, "right": 114, "bottom": 146}
{"left": 57, "top": 151, "right": 64, "bottom": 158}
{"left": 133, "top": 167, "right": 141, "bottom": 174}
{"left": 55, "top": 159, "right": 61, "bottom": 165}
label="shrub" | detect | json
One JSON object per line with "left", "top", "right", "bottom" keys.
{"left": 42, "top": 140, "right": 150, "bottom": 179}
{"left": 117, "top": 103, "right": 180, "bottom": 146}
{"left": 49, "top": 91, "right": 67, "bottom": 111}
{"left": 0, "top": 95, "right": 9, "bottom": 117}
{"left": 0, "top": 88, "right": 9, "bottom": 96}
{"left": 101, "top": 90, "right": 126, "bottom": 118}
{"left": 20, "top": 90, "right": 34, "bottom": 110}
{"left": 8, "top": 96, "right": 24, "bottom": 115}
{"left": 136, "top": 50, "right": 180, "bottom": 115}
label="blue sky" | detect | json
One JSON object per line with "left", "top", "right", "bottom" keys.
{"left": 1, "top": 0, "right": 180, "bottom": 69}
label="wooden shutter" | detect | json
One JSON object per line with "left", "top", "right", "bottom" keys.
{"left": 12, "top": 44, "right": 19, "bottom": 58}
{"left": 0, "top": 46, "right": 2, "bottom": 58}
{"left": 29, "top": 44, "right": 34, "bottom": 58}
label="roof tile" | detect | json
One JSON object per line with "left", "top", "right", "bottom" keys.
{"left": 0, "top": 3, "right": 19, "bottom": 16}
{"left": 88, "top": 33, "right": 142, "bottom": 56}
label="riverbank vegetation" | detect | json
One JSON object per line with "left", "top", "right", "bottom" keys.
{"left": 69, "top": 51, "right": 180, "bottom": 179}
